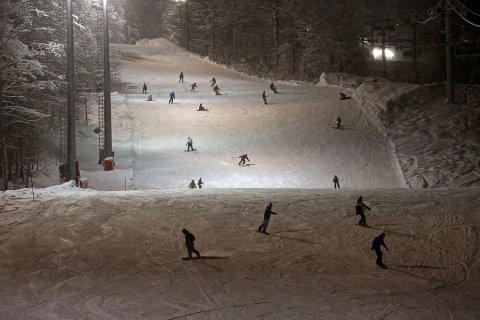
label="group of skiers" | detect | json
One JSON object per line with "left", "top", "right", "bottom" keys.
{"left": 182, "top": 198, "right": 389, "bottom": 267}
{"left": 188, "top": 178, "right": 203, "bottom": 189}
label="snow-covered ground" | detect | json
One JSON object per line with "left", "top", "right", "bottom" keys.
{"left": 2, "top": 39, "right": 479, "bottom": 319}
{"left": 75, "top": 39, "right": 404, "bottom": 190}
{"left": 1, "top": 186, "right": 479, "bottom": 319}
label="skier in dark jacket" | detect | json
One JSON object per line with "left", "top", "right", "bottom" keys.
{"left": 270, "top": 82, "right": 279, "bottom": 94}
{"left": 190, "top": 82, "right": 197, "bottom": 91}
{"left": 371, "top": 232, "right": 389, "bottom": 267}
{"left": 186, "top": 137, "right": 194, "bottom": 151}
{"left": 198, "top": 178, "right": 204, "bottom": 188}
{"left": 142, "top": 83, "right": 147, "bottom": 94}
{"left": 262, "top": 91, "right": 267, "bottom": 104}
{"left": 169, "top": 91, "right": 175, "bottom": 104}
{"left": 210, "top": 77, "right": 216, "bottom": 87}
{"left": 333, "top": 175, "right": 340, "bottom": 189}
{"left": 336, "top": 116, "right": 342, "bottom": 129}
{"left": 238, "top": 154, "right": 250, "bottom": 166}
{"left": 258, "top": 202, "right": 277, "bottom": 234}
{"left": 182, "top": 229, "right": 201, "bottom": 259}
{"left": 356, "top": 196, "right": 371, "bottom": 226}
{"left": 179, "top": 72, "right": 184, "bottom": 83}
{"left": 213, "top": 85, "right": 221, "bottom": 95}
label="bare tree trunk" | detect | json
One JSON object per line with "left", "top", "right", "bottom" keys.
{"left": 0, "top": 96, "right": 8, "bottom": 191}
{"left": 273, "top": 0, "right": 280, "bottom": 67}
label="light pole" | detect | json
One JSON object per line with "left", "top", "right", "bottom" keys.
{"left": 103, "top": 0, "right": 113, "bottom": 158}
{"left": 66, "top": 0, "right": 76, "bottom": 181}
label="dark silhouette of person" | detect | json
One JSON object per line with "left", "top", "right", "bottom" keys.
{"left": 179, "top": 71, "right": 184, "bottom": 83}
{"left": 340, "top": 93, "right": 351, "bottom": 100}
{"left": 213, "top": 85, "right": 221, "bottom": 95}
{"left": 336, "top": 116, "right": 342, "bottom": 129}
{"left": 356, "top": 196, "right": 371, "bottom": 226}
{"left": 186, "top": 137, "right": 194, "bottom": 151}
{"left": 142, "top": 83, "right": 147, "bottom": 94}
{"left": 182, "top": 229, "right": 201, "bottom": 259}
{"left": 238, "top": 154, "right": 250, "bottom": 166}
{"left": 371, "top": 232, "right": 389, "bottom": 267}
{"left": 197, "top": 103, "right": 206, "bottom": 111}
{"left": 258, "top": 202, "right": 277, "bottom": 234}
{"left": 333, "top": 175, "right": 340, "bottom": 189}
{"left": 262, "top": 91, "right": 267, "bottom": 104}
{"left": 190, "top": 82, "right": 197, "bottom": 91}
{"left": 169, "top": 91, "right": 175, "bottom": 104}
{"left": 198, "top": 178, "right": 204, "bottom": 188}
{"left": 147, "top": 95, "right": 153, "bottom": 101}
{"left": 270, "top": 82, "right": 279, "bottom": 94}
{"left": 210, "top": 77, "right": 216, "bottom": 87}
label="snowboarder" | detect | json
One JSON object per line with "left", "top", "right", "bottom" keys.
{"left": 238, "top": 154, "right": 250, "bottom": 166}
{"left": 371, "top": 232, "right": 389, "bottom": 267}
{"left": 179, "top": 71, "right": 184, "bottom": 83}
{"left": 270, "top": 82, "right": 279, "bottom": 94}
{"left": 198, "top": 178, "right": 204, "bottom": 188}
{"left": 257, "top": 202, "right": 277, "bottom": 234}
{"left": 142, "top": 83, "right": 147, "bottom": 94}
{"left": 213, "top": 84, "right": 221, "bottom": 95}
{"left": 356, "top": 196, "right": 371, "bottom": 227}
{"left": 197, "top": 103, "right": 206, "bottom": 111}
{"left": 147, "top": 95, "right": 153, "bottom": 101}
{"left": 186, "top": 137, "right": 194, "bottom": 151}
{"left": 169, "top": 91, "right": 175, "bottom": 104}
{"left": 340, "top": 92, "right": 351, "bottom": 100}
{"left": 182, "top": 229, "right": 201, "bottom": 259}
{"left": 190, "top": 82, "right": 197, "bottom": 91}
{"left": 188, "top": 179, "right": 197, "bottom": 188}
{"left": 210, "top": 77, "right": 216, "bottom": 87}
{"left": 262, "top": 91, "right": 267, "bottom": 104}
{"left": 333, "top": 175, "right": 340, "bottom": 189}
{"left": 336, "top": 116, "right": 342, "bottom": 129}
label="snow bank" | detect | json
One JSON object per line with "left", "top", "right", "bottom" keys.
{"left": 354, "top": 81, "right": 480, "bottom": 188}
{"left": 317, "top": 72, "right": 381, "bottom": 89}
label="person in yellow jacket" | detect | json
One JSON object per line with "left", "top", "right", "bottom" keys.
{"left": 188, "top": 180, "right": 197, "bottom": 188}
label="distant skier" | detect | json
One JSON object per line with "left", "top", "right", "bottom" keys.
{"left": 188, "top": 179, "right": 197, "bottom": 188}
{"left": 262, "top": 91, "right": 267, "bottom": 104}
{"left": 356, "top": 196, "right": 371, "bottom": 227}
{"left": 333, "top": 175, "right": 340, "bottom": 189}
{"left": 340, "top": 92, "right": 351, "bottom": 100}
{"left": 186, "top": 137, "right": 194, "bottom": 151}
{"left": 147, "top": 95, "right": 153, "bottom": 101}
{"left": 336, "top": 116, "right": 342, "bottom": 129}
{"left": 213, "top": 84, "right": 221, "bottom": 95}
{"left": 371, "top": 232, "right": 389, "bottom": 267}
{"left": 257, "top": 202, "right": 277, "bottom": 234}
{"left": 197, "top": 103, "right": 206, "bottom": 111}
{"left": 198, "top": 178, "right": 204, "bottom": 188}
{"left": 190, "top": 82, "right": 197, "bottom": 91}
{"left": 238, "top": 154, "right": 250, "bottom": 166}
{"left": 179, "top": 71, "right": 184, "bottom": 83}
{"left": 142, "top": 83, "right": 147, "bottom": 94}
{"left": 169, "top": 91, "right": 175, "bottom": 104}
{"left": 270, "top": 82, "right": 279, "bottom": 94}
{"left": 182, "top": 229, "right": 201, "bottom": 259}
{"left": 210, "top": 77, "right": 216, "bottom": 87}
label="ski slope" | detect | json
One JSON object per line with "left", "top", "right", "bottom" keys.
{"left": 77, "top": 39, "right": 405, "bottom": 190}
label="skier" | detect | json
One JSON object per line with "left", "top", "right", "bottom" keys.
{"left": 333, "top": 175, "right": 340, "bottom": 189}
{"left": 186, "top": 137, "right": 194, "bottom": 151}
{"left": 210, "top": 77, "right": 216, "bottom": 87}
{"left": 371, "top": 232, "right": 389, "bottom": 267}
{"left": 190, "top": 82, "right": 197, "bottom": 91}
{"left": 147, "top": 95, "right": 153, "bottom": 101}
{"left": 142, "top": 83, "right": 147, "bottom": 94}
{"left": 179, "top": 71, "right": 184, "bottom": 83}
{"left": 198, "top": 178, "right": 204, "bottom": 188}
{"left": 336, "top": 116, "right": 342, "bottom": 129}
{"left": 238, "top": 154, "right": 250, "bottom": 166}
{"left": 262, "top": 91, "right": 267, "bottom": 105}
{"left": 188, "top": 179, "right": 197, "bottom": 188}
{"left": 270, "top": 82, "right": 279, "bottom": 94}
{"left": 356, "top": 196, "right": 371, "bottom": 227}
{"left": 197, "top": 103, "right": 206, "bottom": 111}
{"left": 340, "top": 92, "right": 351, "bottom": 100}
{"left": 213, "top": 84, "right": 221, "bottom": 95}
{"left": 257, "top": 202, "right": 277, "bottom": 234}
{"left": 182, "top": 229, "right": 201, "bottom": 259}
{"left": 169, "top": 91, "right": 175, "bottom": 104}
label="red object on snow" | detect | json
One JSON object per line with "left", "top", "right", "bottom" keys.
{"left": 104, "top": 157, "right": 114, "bottom": 171}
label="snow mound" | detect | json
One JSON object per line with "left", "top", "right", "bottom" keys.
{"left": 354, "top": 81, "right": 480, "bottom": 188}
{"left": 317, "top": 72, "right": 381, "bottom": 89}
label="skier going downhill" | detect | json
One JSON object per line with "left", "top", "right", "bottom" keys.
{"left": 257, "top": 202, "right": 277, "bottom": 234}
{"left": 371, "top": 232, "right": 389, "bottom": 267}
{"left": 182, "top": 229, "right": 201, "bottom": 259}
{"left": 142, "top": 83, "right": 147, "bottom": 94}
{"left": 270, "top": 82, "right": 279, "bottom": 94}
{"left": 262, "top": 91, "right": 267, "bottom": 104}
{"left": 186, "top": 137, "right": 194, "bottom": 151}
{"left": 333, "top": 175, "right": 340, "bottom": 189}
{"left": 179, "top": 71, "right": 184, "bottom": 83}
{"left": 198, "top": 178, "right": 204, "bottom": 188}
{"left": 356, "top": 196, "right": 371, "bottom": 227}
{"left": 213, "top": 85, "right": 221, "bottom": 95}
{"left": 210, "top": 77, "right": 216, "bottom": 87}
{"left": 169, "top": 91, "right": 175, "bottom": 104}
{"left": 188, "top": 179, "right": 196, "bottom": 188}
{"left": 336, "top": 116, "right": 342, "bottom": 129}
{"left": 190, "top": 82, "right": 197, "bottom": 91}
{"left": 238, "top": 154, "right": 250, "bottom": 166}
